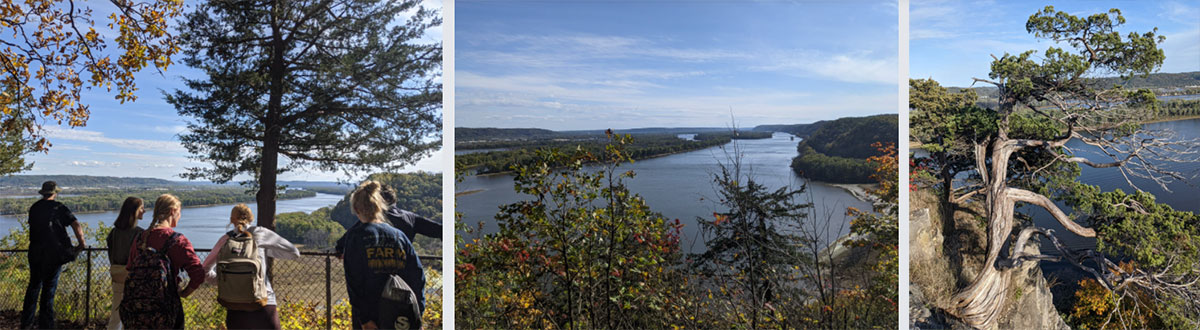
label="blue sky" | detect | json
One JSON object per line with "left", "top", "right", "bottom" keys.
{"left": 18, "top": 0, "right": 444, "bottom": 181}
{"left": 912, "top": 0, "right": 1200, "bottom": 86}
{"left": 457, "top": 1, "right": 899, "bottom": 130}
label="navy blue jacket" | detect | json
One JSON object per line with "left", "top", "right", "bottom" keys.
{"left": 341, "top": 222, "right": 426, "bottom": 324}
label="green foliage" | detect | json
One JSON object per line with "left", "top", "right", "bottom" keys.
{"left": 691, "top": 144, "right": 812, "bottom": 328}
{"left": 0, "top": 125, "right": 34, "bottom": 177}
{"left": 752, "top": 121, "right": 828, "bottom": 137}
{"left": 791, "top": 143, "right": 876, "bottom": 183}
{"left": 168, "top": 0, "right": 443, "bottom": 185}
{"left": 1089, "top": 71, "right": 1200, "bottom": 90}
{"left": 790, "top": 114, "right": 898, "bottom": 183}
{"left": 800, "top": 114, "right": 898, "bottom": 159}
{"left": 456, "top": 133, "right": 691, "bottom": 329}
{"left": 1157, "top": 99, "right": 1200, "bottom": 118}
{"left": 909, "top": 78, "right": 999, "bottom": 200}
{"left": 277, "top": 208, "right": 346, "bottom": 249}
{"left": 456, "top": 127, "right": 559, "bottom": 142}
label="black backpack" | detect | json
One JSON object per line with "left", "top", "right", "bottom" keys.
{"left": 377, "top": 274, "right": 422, "bottom": 330}
{"left": 120, "top": 232, "right": 183, "bottom": 329}
{"left": 43, "top": 203, "right": 78, "bottom": 265}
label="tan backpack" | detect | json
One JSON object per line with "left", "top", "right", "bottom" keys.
{"left": 216, "top": 229, "right": 269, "bottom": 311}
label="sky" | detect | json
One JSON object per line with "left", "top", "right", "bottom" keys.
{"left": 456, "top": 1, "right": 900, "bottom": 130}
{"left": 912, "top": 0, "right": 1200, "bottom": 86}
{"left": 17, "top": 0, "right": 445, "bottom": 182}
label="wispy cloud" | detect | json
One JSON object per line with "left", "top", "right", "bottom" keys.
{"left": 44, "top": 128, "right": 185, "bottom": 154}
{"left": 69, "top": 160, "right": 119, "bottom": 167}
{"left": 752, "top": 51, "right": 898, "bottom": 85}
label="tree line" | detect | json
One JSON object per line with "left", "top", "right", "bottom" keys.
{"left": 457, "top": 134, "right": 732, "bottom": 175}
{"left": 789, "top": 114, "right": 898, "bottom": 183}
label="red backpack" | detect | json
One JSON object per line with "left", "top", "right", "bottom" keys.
{"left": 120, "top": 232, "right": 183, "bottom": 329}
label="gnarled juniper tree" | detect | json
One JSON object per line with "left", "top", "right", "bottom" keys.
{"left": 950, "top": 6, "right": 1200, "bottom": 328}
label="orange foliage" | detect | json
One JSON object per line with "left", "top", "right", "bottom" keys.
{"left": 0, "top": 0, "right": 183, "bottom": 151}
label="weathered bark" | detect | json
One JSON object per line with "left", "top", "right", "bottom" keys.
{"left": 952, "top": 117, "right": 1096, "bottom": 328}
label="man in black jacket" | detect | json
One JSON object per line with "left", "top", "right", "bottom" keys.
{"left": 21, "top": 181, "right": 86, "bottom": 329}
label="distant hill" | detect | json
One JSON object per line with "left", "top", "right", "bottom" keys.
{"left": 1090, "top": 71, "right": 1200, "bottom": 89}
{"left": 456, "top": 128, "right": 559, "bottom": 141}
{"left": 803, "top": 114, "right": 898, "bottom": 159}
{"left": 791, "top": 114, "right": 898, "bottom": 183}
{"left": 561, "top": 127, "right": 729, "bottom": 135}
{"left": 457, "top": 126, "right": 737, "bottom": 142}
{"left": 752, "top": 120, "right": 830, "bottom": 138}
{"left": 943, "top": 71, "right": 1200, "bottom": 99}
{"left": 0, "top": 175, "right": 178, "bottom": 189}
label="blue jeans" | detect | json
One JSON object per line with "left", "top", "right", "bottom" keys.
{"left": 20, "top": 258, "right": 63, "bottom": 329}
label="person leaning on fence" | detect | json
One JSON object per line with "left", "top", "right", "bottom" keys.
{"left": 105, "top": 197, "right": 146, "bottom": 330}
{"left": 334, "top": 183, "right": 441, "bottom": 258}
{"left": 20, "top": 181, "right": 87, "bottom": 329}
{"left": 120, "top": 194, "right": 206, "bottom": 330}
{"left": 200, "top": 204, "right": 300, "bottom": 330}
{"left": 340, "top": 180, "right": 426, "bottom": 330}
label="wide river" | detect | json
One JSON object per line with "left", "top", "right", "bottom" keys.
{"left": 456, "top": 132, "right": 874, "bottom": 253}
{"left": 0, "top": 193, "right": 344, "bottom": 249}
{"left": 1021, "top": 118, "right": 1200, "bottom": 253}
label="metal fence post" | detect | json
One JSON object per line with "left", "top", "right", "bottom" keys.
{"left": 85, "top": 249, "right": 92, "bottom": 326}
{"left": 326, "top": 254, "right": 333, "bottom": 330}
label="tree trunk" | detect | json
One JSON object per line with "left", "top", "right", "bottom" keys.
{"left": 938, "top": 151, "right": 954, "bottom": 203}
{"left": 953, "top": 136, "right": 1017, "bottom": 327}
{"left": 259, "top": 0, "right": 286, "bottom": 230}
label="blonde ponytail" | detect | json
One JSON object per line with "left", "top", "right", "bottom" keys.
{"left": 351, "top": 180, "right": 387, "bottom": 222}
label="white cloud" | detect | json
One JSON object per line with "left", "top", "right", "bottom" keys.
{"left": 53, "top": 144, "right": 91, "bottom": 151}
{"left": 1159, "top": 1, "right": 1200, "bottom": 25}
{"left": 69, "top": 160, "right": 119, "bottom": 167}
{"left": 152, "top": 125, "right": 188, "bottom": 134}
{"left": 44, "top": 127, "right": 186, "bottom": 154}
{"left": 753, "top": 51, "right": 898, "bottom": 85}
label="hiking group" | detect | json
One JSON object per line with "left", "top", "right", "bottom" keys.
{"left": 19, "top": 180, "right": 437, "bottom": 330}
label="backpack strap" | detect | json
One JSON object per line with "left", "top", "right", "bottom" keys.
{"left": 161, "top": 232, "right": 182, "bottom": 253}
{"left": 135, "top": 230, "right": 149, "bottom": 250}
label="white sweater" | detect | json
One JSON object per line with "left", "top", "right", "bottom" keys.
{"left": 201, "top": 226, "right": 301, "bottom": 306}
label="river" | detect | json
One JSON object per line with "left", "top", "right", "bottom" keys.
{"left": 456, "top": 132, "right": 874, "bottom": 253}
{"left": 1019, "top": 118, "right": 1200, "bottom": 255}
{"left": 0, "top": 193, "right": 344, "bottom": 249}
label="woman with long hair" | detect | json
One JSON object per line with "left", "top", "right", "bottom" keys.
{"left": 201, "top": 204, "right": 300, "bottom": 330}
{"left": 340, "top": 180, "right": 426, "bottom": 329}
{"left": 105, "top": 197, "right": 145, "bottom": 330}
{"left": 122, "top": 194, "right": 205, "bottom": 330}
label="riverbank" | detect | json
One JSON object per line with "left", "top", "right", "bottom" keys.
{"left": 830, "top": 183, "right": 879, "bottom": 204}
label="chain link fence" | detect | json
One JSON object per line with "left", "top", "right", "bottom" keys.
{"left": 0, "top": 248, "right": 440, "bottom": 329}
